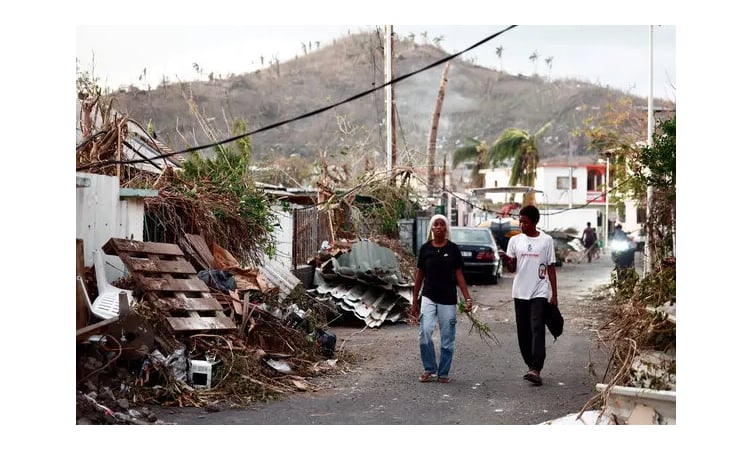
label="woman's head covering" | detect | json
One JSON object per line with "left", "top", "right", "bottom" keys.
{"left": 427, "top": 213, "right": 450, "bottom": 241}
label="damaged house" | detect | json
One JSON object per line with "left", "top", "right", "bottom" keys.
{"left": 75, "top": 90, "right": 419, "bottom": 424}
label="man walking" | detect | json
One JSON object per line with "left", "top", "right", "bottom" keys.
{"left": 581, "top": 222, "right": 597, "bottom": 263}
{"left": 500, "top": 205, "right": 558, "bottom": 386}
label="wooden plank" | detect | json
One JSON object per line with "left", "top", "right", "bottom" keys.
{"left": 135, "top": 275, "right": 210, "bottom": 293}
{"left": 179, "top": 236, "right": 209, "bottom": 273}
{"left": 166, "top": 316, "right": 236, "bottom": 332}
{"left": 77, "top": 239, "right": 85, "bottom": 278}
{"left": 153, "top": 294, "right": 223, "bottom": 311}
{"left": 121, "top": 255, "right": 196, "bottom": 274}
{"left": 185, "top": 234, "right": 215, "bottom": 269}
{"left": 76, "top": 316, "right": 119, "bottom": 343}
{"left": 102, "top": 238, "right": 184, "bottom": 256}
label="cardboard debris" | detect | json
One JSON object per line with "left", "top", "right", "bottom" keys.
{"left": 627, "top": 404, "right": 659, "bottom": 425}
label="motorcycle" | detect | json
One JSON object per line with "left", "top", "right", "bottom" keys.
{"left": 610, "top": 235, "right": 636, "bottom": 269}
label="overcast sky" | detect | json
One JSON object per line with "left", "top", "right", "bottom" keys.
{"left": 77, "top": 24, "right": 675, "bottom": 100}
{"left": 8, "top": 0, "right": 745, "bottom": 444}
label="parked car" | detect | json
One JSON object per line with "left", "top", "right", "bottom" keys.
{"left": 488, "top": 217, "right": 521, "bottom": 252}
{"left": 450, "top": 226, "right": 500, "bottom": 284}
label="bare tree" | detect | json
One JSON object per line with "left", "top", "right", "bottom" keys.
{"left": 427, "top": 62, "right": 451, "bottom": 194}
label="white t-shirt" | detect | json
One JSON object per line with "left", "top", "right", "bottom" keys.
{"left": 506, "top": 230, "right": 556, "bottom": 300}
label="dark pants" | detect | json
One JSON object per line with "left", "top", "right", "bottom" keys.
{"left": 514, "top": 298, "right": 547, "bottom": 372}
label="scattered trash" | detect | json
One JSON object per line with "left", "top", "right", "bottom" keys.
{"left": 197, "top": 269, "right": 237, "bottom": 294}
{"left": 314, "top": 328, "right": 337, "bottom": 358}
{"left": 265, "top": 358, "right": 293, "bottom": 374}
{"left": 188, "top": 359, "right": 221, "bottom": 389}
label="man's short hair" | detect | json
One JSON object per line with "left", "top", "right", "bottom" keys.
{"left": 519, "top": 205, "right": 540, "bottom": 224}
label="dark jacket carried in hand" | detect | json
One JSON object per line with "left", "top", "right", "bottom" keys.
{"left": 545, "top": 301, "right": 564, "bottom": 340}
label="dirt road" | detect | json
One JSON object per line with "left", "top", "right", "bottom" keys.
{"left": 156, "top": 254, "right": 617, "bottom": 425}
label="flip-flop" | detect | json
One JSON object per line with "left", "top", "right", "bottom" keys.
{"left": 438, "top": 377, "right": 452, "bottom": 383}
{"left": 419, "top": 372, "right": 436, "bottom": 382}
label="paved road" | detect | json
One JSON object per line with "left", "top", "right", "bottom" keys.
{"left": 156, "top": 253, "right": 618, "bottom": 425}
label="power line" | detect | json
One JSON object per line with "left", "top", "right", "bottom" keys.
{"left": 78, "top": 26, "right": 518, "bottom": 172}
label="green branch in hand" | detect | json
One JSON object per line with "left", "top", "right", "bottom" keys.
{"left": 458, "top": 299, "right": 500, "bottom": 347}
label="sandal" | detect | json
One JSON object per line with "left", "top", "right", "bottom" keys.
{"left": 438, "top": 377, "right": 452, "bottom": 384}
{"left": 419, "top": 372, "right": 436, "bottom": 382}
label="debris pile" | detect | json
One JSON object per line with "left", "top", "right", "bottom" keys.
{"left": 578, "top": 260, "right": 676, "bottom": 424}
{"left": 76, "top": 235, "right": 349, "bottom": 424}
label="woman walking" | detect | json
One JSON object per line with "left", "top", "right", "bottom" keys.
{"left": 411, "top": 214, "right": 473, "bottom": 383}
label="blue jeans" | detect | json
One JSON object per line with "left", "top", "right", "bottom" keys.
{"left": 418, "top": 296, "right": 457, "bottom": 378}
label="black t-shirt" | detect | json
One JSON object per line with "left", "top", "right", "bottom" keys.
{"left": 417, "top": 240, "right": 463, "bottom": 305}
{"left": 583, "top": 227, "right": 597, "bottom": 246}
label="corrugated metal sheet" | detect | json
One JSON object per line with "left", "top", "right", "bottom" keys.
{"left": 415, "top": 216, "right": 431, "bottom": 257}
{"left": 326, "top": 241, "right": 410, "bottom": 288}
{"left": 259, "top": 254, "right": 302, "bottom": 301}
{"left": 311, "top": 282, "right": 411, "bottom": 328}
{"left": 307, "top": 241, "right": 413, "bottom": 328}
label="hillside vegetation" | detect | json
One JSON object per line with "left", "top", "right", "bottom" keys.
{"left": 107, "top": 30, "right": 674, "bottom": 187}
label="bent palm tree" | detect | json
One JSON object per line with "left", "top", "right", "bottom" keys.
{"left": 488, "top": 122, "right": 552, "bottom": 205}
{"left": 452, "top": 137, "right": 489, "bottom": 188}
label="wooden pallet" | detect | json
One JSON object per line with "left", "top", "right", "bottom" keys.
{"left": 102, "top": 238, "right": 236, "bottom": 332}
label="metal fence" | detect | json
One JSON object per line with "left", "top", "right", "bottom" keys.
{"left": 292, "top": 208, "right": 332, "bottom": 269}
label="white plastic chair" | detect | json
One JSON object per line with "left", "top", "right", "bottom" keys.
{"left": 88, "top": 248, "right": 135, "bottom": 319}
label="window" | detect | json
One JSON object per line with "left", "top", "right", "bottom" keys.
{"left": 556, "top": 176, "right": 577, "bottom": 190}
{"left": 637, "top": 206, "right": 646, "bottom": 224}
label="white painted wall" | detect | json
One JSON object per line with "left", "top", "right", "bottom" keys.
{"left": 481, "top": 167, "right": 513, "bottom": 203}
{"left": 623, "top": 200, "right": 640, "bottom": 235}
{"left": 481, "top": 165, "right": 592, "bottom": 207}
{"left": 542, "top": 208, "right": 600, "bottom": 237}
{"left": 537, "top": 165, "right": 589, "bottom": 206}
{"left": 270, "top": 205, "right": 294, "bottom": 269}
{"left": 76, "top": 173, "right": 148, "bottom": 283}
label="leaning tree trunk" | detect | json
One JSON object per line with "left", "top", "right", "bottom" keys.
{"left": 427, "top": 62, "right": 451, "bottom": 195}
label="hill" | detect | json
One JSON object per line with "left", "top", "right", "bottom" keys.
{"left": 109, "top": 30, "right": 674, "bottom": 185}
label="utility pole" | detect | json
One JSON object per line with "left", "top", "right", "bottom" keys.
{"left": 384, "top": 25, "right": 396, "bottom": 172}
{"left": 443, "top": 154, "right": 452, "bottom": 224}
{"left": 644, "top": 25, "right": 655, "bottom": 274}
{"left": 568, "top": 145, "right": 573, "bottom": 209}
{"left": 604, "top": 152, "right": 610, "bottom": 250}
